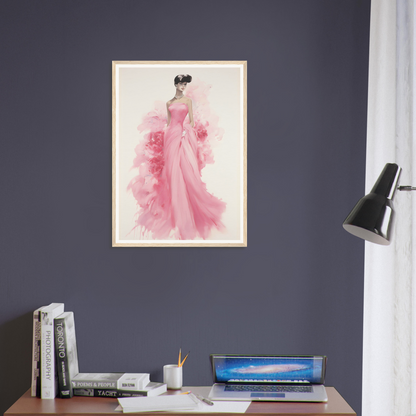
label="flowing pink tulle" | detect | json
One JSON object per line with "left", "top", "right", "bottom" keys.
{"left": 127, "top": 79, "right": 226, "bottom": 240}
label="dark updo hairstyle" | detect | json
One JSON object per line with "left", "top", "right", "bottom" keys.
{"left": 174, "top": 74, "right": 192, "bottom": 85}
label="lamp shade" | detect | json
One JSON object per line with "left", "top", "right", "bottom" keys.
{"left": 342, "top": 163, "right": 401, "bottom": 245}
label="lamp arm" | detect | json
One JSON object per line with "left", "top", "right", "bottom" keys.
{"left": 398, "top": 185, "right": 416, "bottom": 191}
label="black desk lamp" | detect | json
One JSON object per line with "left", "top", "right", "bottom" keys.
{"left": 343, "top": 163, "right": 416, "bottom": 245}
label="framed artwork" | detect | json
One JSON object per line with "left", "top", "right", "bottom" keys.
{"left": 112, "top": 61, "right": 247, "bottom": 247}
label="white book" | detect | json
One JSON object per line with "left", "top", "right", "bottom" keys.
{"left": 140, "top": 382, "right": 167, "bottom": 397}
{"left": 72, "top": 373, "right": 150, "bottom": 391}
{"left": 41, "top": 303, "right": 64, "bottom": 399}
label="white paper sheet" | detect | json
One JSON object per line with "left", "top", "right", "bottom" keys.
{"left": 115, "top": 400, "right": 251, "bottom": 413}
{"left": 118, "top": 394, "right": 200, "bottom": 413}
{"left": 181, "top": 401, "right": 251, "bottom": 413}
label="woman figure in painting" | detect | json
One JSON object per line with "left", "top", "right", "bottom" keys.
{"left": 128, "top": 74, "right": 226, "bottom": 240}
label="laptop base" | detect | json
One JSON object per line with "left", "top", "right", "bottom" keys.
{"left": 209, "top": 383, "right": 328, "bottom": 402}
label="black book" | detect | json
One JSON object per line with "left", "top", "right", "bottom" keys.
{"left": 73, "top": 382, "right": 167, "bottom": 398}
{"left": 54, "top": 312, "right": 79, "bottom": 398}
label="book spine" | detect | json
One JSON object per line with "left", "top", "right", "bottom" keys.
{"left": 41, "top": 304, "right": 64, "bottom": 399}
{"left": 55, "top": 317, "right": 72, "bottom": 398}
{"left": 73, "top": 388, "right": 148, "bottom": 398}
{"left": 31, "top": 308, "right": 42, "bottom": 397}
{"left": 41, "top": 310, "right": 55, "bottom": 398}
{"left": 72, "top": 380, "right": 118, "bottom": 389}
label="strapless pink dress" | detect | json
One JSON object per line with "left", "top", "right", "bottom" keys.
{"left": 130, "top": 102, "right": 226, "bottom": 240}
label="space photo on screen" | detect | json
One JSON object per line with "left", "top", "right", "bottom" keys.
{"left": 213, "top": 356, "right": 325, "bottom": 384}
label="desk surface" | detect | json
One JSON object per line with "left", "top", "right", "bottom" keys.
{"left": 5, "top": 387, "right": 356, "bottom": 416}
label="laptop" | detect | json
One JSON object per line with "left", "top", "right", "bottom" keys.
{"left": 208, "top": 354, "right": 328, "bottom": 402}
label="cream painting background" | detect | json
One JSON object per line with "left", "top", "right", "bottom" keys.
{"left": 114, "top": 63, "right": 244, "bottom": 244}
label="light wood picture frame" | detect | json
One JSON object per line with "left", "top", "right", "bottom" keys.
{"left": 112, "top": 61, "right": 247, "bottom": 247}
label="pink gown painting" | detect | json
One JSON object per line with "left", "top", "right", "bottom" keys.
{"left": 127, "top": 75, "right": 226, "bottom": 240}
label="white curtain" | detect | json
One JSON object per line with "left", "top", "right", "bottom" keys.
{"left": 363, "top": 1, "right": 416, "bottom": 416}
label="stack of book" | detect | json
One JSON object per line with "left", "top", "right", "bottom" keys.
{"left": 31, "top": 303, "right": 166, "bottom": 399}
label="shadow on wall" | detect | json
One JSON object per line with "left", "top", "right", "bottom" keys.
{"left": 0, "top": 313, "right": 32, "bottom": 414}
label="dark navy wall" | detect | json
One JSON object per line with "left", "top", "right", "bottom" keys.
{"left": 0, "top": 1, "right": 370, "bottom": 414}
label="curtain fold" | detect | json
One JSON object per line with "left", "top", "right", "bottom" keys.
{"left": 363, "top": 1, "right": 416, "bottom": 416}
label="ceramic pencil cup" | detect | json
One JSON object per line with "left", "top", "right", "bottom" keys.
{"left": 163, "top": 364, "right": 183, "bottom": 390}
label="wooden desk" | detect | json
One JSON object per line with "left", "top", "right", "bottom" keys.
{"left": 5, "top": 387, "right": 356, "bottom": 416}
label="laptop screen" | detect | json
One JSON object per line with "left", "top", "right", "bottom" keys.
{"left": 211, "top": 355, "right": 326, "bottom": 384}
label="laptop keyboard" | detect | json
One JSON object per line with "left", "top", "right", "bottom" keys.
{"left": 225, "top": 385, "right": 313, "bottom": 393}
